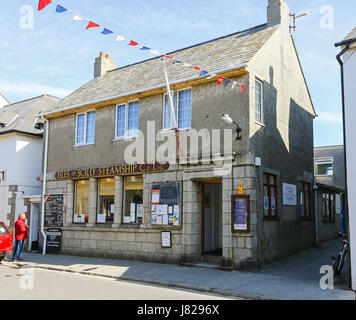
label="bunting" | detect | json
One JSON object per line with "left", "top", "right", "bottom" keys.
{"left": 38, "top": 0, "right": 248, "bottom": 94}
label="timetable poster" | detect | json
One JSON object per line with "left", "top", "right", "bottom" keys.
{"left": 231, "top": 195, "right": 250, "bottom": 233}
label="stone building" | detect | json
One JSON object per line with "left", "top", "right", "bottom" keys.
{"left": 39, "top": 0, "right": 320, "bottom": 269}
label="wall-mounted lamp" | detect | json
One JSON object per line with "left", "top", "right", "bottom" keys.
{"left": 221, "top": 114, "right": 242, "bottom": 140}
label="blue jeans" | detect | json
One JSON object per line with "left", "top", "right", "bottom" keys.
{"left": 12, "top": 240, "right": 24, "bottom": 260}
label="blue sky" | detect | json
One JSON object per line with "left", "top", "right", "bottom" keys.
{"left": 0, "top": 0, "right": 354, "bottom": 147}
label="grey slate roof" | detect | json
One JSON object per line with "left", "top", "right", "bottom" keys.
{"left": 53, "top": 23, "right": 278, "bottom": 111}
{"left": 344, "top": 26, "right": 356, "bottom": 41}
{"left": 0, "top": 95, "right": 59, "bottom": 136}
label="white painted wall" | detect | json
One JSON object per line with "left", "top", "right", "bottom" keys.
{"left": 343, "top": 45, "right": 356, "bottom": 290}
{"left": 0, "top": 133, "right": 42, "bottom": 225}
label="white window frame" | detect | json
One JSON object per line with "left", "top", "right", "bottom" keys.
{"left": 162, "top": 88, "right": 192, "bottom": 131}
{"left": 315, "top": 157, "right": 334, "bottom": 177}
{"left": 114, "top": 101, "right": 140, "bottom": 140}
{"left": 255, "top": 78, "right": 264, "bottom": 125}
{"left": 75, "top": 110, "right": 96, "bottom": 146}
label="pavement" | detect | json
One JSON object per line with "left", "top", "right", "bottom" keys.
{"left": 2, "top": 239, "right": 355, "bottom": 300}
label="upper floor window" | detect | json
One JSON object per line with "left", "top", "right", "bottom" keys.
{"left": 163, "top": 89, "right": 192, "bottom": 131}
{"left": 315, "top": 157, "right": 333, "bottom": 176}
{"left": 75, "top": 111, "right": 96, "bottom": 145}
{"left": 116, "top": 101, "right": 140, "bottom": 139}
{"left": 255, "top": 79, "right": 263, "bottom": 124}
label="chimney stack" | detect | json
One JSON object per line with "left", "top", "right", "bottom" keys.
{"left": 267, "top": 0, "right": 290, "bottom": 29}
{"left": 94, "top": 51, "right": 116, "bottom": 78}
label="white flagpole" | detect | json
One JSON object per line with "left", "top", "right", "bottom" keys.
{"left": 162, "top": 59, "right": 178, "bottom": 129}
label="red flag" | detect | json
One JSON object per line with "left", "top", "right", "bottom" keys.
{"left": 128, "top": 40, "right": 139, "bottom": 46}
{"left": 194, "top": 66, "right": 200, "bottom": 70}
{"left": 240, "top": 84, "right": 246, "bottom": 94}
{"left": 38, "top": 0, "right": 52, "bottom": 11}
{"left": 217, "top": 76, "right": 224, "bottom": 85}
{"left": 86, "top": 21, "right": 100, "bottom": 30}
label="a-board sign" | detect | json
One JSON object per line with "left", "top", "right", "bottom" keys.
{"left": 45, "top": 228, "right": 62, "bottom": 254}
{"left": 44, "top": 195, "right": 64, "bottom": 227}
{"left": 231, "top": 195, "right": 250, "bottom": 233}
{"left": 151, "top": 184, "right": 181, "bottom": 227}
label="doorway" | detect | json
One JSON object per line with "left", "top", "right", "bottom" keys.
{"left": 29, "top": 203, "right": 40, "bottom": 251}
{"left": 201, "top": 182, "right": 222, "bottom": 257}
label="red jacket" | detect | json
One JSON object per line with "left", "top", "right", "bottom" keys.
{"left": 14, "top": 218, "right": 29, "bottom": 241}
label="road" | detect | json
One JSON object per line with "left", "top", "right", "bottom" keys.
{"left": 0, "top": 264, "right": 236, "bottom": 300}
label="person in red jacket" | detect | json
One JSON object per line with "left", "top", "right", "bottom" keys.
{"left": 11, "top": 212, "right": 30, "bottom": 261}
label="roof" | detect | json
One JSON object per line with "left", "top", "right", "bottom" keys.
{"left": 344, "top": 26, "right": 356, "bottom": 42}
{"left": 0, "top": 95, "right": 59, "bottom": 136}
{"left": 51, "top": 23, "right": 278, "bottom": 112}
{"left": 315, "top": 145, "right": 344, "bottom": 150}
{"left": 316, "top": 183, "right": 345, "bottom": 194}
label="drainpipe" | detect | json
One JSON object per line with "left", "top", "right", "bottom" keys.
{"left": 334, "top": 39, "right": 353, "bottom": 289}
{"left": 313, "top": 180, "right": 319, "bottom": 246}
{"left": 40, "top": 117, "right": 49, "bottom": 255}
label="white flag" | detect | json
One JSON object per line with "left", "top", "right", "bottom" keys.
{"left": 206, "top": 73, "right": 217, "bottom": 79}
{"left": 115, "top": 35, "right": 126, "bottom": 42}
{"left": 150, "top": 50, "right": 161, "bottom": 55}
{"left": 183, "top": 63, "right": 191, "bottom": 67}
{"left": 231, "top": 81, "right": 238, "bottom": 89}
{"left": 72, "top": 14, "right": 84, "bottom": 23}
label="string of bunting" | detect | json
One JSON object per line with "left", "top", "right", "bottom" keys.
{"left": 37, "top": 0, "right": 247, "bottom": 94}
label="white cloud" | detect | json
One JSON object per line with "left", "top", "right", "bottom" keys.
{"left": 316, "top": 111, "right": 343, "bottom": 124}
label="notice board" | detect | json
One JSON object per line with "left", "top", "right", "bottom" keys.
{"left": 151, "top": 183, "right": 181, "bottom": 227}
{"left": 45, "top": 228, "right": 62, "bottom": 254}
{"left": 231, "top": 195, "right": 250, "bottom": 233}
{"left": 44, "top": 195, "right": 64, "bottom": 228}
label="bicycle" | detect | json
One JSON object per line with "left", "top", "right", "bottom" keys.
{"left": 331, "top": 232, "right": 349, "bottom": 279}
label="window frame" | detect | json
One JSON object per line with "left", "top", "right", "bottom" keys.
{"left": 162, "top": 88, "right": 192, "bottom": 131}
{"left": 263, "top": 173, "right": 278, "bottom": 219}
{"left": 314, "top": 157, "right": 334, "bottom": 177}
{"left": 121, "top": 175, "right": 144, "bottom": 225}
{"left": 73, "top": 179, "right": 90, "bottom": 225}
{"left": 299, "top": 181, "right": 312, "bottom": 219}
{"left": 322, "top": 191, "right": 336, "bottom": 222}
{"left": 255, "top": 78, "right": 264, "bottom": 125}
{"left": 96, "top": 177, "right": 115, "bottom": 225}
{"left": 115, "top": 101, "right": 140, "bottom": 140}
{"left": 75, "top": 110, "right": 96, "bottom": 146}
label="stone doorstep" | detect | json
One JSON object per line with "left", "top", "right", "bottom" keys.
{"left": 2, "top": 261, "right": 281, "bottom": 300}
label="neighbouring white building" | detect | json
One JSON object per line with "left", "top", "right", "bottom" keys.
{"left": 0, "top": 94, "right": 58, "bottom": 250}
{"left": 335, "top": 26, "right": 356, "bottom": 290}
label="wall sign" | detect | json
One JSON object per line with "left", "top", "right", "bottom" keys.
{"left": 231, "top": 195, "right": 250, "bottom": 233}
{"left": 55, "top": 162, "right": 169, "bottom": 180}
{"left": 151, "top": 184, "right": 181, "bottom": 227}
{"left": 283, "top": 183, "right": 297, "bottom": 206}
{"left": 161, "top": 231, "right": 171, "bottom": 248}
{"left": 44, "top": 195, "right": 64, "bottom": 227}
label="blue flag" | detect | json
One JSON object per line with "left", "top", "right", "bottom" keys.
{"left": 224, "top": 79, "right": 231, "bottom": 87}
{"left": 140, "top": 46, "right": 151, "bottom": 50}
{"left": 56, "top": 5, "right": 67, "bottom": 13}
{"left": 200, "top": 70, "right": 208, "bottom": 77}
{"left": 102, "top": 28, "right": 114, "bottom": 35}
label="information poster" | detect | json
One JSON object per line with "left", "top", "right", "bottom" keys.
{"left": 44, "top": 195, "right": 64, "bottom": 227}
{"left": 161, "top": 231, "right": 171, "bottom": 248}
{"left": 151, "top": 184, "right": 181, "bottom": 227}
{"left": 45, "top": 228, "right": 62, "bottom": 254}
{"left": 231, "top": 195, "right": 250, "bottom": 233}
{"left": 283, "top": 183, "right": 297, "bottom": 206}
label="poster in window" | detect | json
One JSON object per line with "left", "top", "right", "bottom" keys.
{"left": 231, "top": 195, "right": 250, "bottom": 233}
{"left": 264, "top": 197, "right": 269, "bottom": 210}
{"left": 283, "top": 183, "right": 297, "bottom": 206}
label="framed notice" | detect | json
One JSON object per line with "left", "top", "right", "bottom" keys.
{"left": 161, "top": 231, "right": 171, "bottom": 248}
{"left": 231, "top": 195, "right": 250, "bottom": 233}
{"left": 283, "top": 183, "right": 297, "bottom": 206}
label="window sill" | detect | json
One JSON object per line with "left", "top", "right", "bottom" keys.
{"left": 263, "top": 216, "right": 279, "bottom": 221}
{"left": 315, "top": 174, "right": 334, "bottom": 177}
{"left": 120, "top": 223, "right": 141, "bottom": 229}
{"left": 73, "top": 143, "right": 95, "bottom": 148}
{"left": 160, "top": 127, "right": 192, "bottom": 133}
{"left": 255, "top": 121, "right": 265, "bottom": 127}
{"left": 113, "top": 136, "right": 138, "bottom": 142}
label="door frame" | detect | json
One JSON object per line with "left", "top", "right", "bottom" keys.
{"left": 201, "top": 180, "right": 222, "bottom": 256}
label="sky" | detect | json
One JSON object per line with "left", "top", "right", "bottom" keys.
{"left": 0, "top": 0, "right": 354, "bottom": 147}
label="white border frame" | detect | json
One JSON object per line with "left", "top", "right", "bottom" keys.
{"left": 114, "top": 100, "right": 140, "bottom": 140}
{"left": 74, "top": 110, "right": 96, "bottom": 147}
{"left": 314, "top": 156, "right": 334, "bottom": 177}
{"left": 255, "top": 78, "right": 264, "bottom": 126}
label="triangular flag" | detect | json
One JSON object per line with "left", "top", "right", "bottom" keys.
{"left": 163, "top": 55, "right": 173, "bottom": 59}
{"left": 224, "top": 79, "right": 231, "bottom": 87}
{"left": 38, "top": 0, "right": 52, "bottom": 11}
{"left": 231, "top": 81, "right": 237, "bottom": 90}
{"left": 207, "top": 73, "right": 216, "bottom": 79}
{"left": 183, "top": 63, "right": 191, "bottom": 67}
{"left": 128, "top": 40, "right": 139, "bottom": 46}
{"left": 200, "top": 71, "right": 208, "bottom": 77}
{"left": 140, "top": 46, "right": 151, "bottom": 50}
{"left": 72, "top": 14, "right": 84, "bottom": 23}
{"left": 217, "top": 76, "right": 225, "bottom": 85}
{"left": 101, "top": 28, "right": 113, "bottom": 35}
{"left": 240, "top": 84, "right": 246, "bottom": 94}
{"left": 150, "top": 50, "right": 161, "bottom": 55}
{"left": 86, "top": 21, "right": 100, "bottom": 30}
{"left": 115, "top": 35, "right": 126, "bottom": 42}
{"left": 175, "top": 60, "right": 182, "bottom": 63}
{"left": 194, "top": 66, "right": 200, "bottom": 70}
{"left": 55, "top": 4, "right": 67, "bottom": 13}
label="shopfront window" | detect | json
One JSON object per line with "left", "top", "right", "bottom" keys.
{"left": 123, "top": 175, "right": 144, "bottom": 224}
{"left": 74, "top": 179, "right": 90, "bottom": 224}
{"left": 97, "top": 178, "right": 115, "bottom": 224}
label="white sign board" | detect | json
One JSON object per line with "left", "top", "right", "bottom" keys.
{"left": 161, "top": 231, "right": 171, "bottom": 248}
{"left": 283, "top": 183, "right": 297, "bottom": 206}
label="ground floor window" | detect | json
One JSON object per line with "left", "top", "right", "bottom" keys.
{"left": 322, "top": 192, "right": 336, "bottom": 222}
{"left": 123, "top": 175, "right": 144, "bottom": 224}
{"left": 74, "top": 179, "right": 90, "bottom": 224}
{"left": 263, "top": 173, "right": 278, "bottom": 218}
{"left": 97, "top": 178, "right": 115, "bottom": 224}
{"left": 300, "top": 182, "right": 311, "bottom": 218}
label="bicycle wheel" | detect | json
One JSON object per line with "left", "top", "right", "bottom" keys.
{"left": 338, "top": 251, "right": 347, "bottom": 274}
{"left": 332, "top": 254, "right": 341, "bottom": 278}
